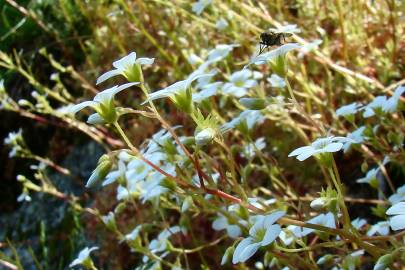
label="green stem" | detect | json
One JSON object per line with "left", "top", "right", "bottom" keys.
{"left": 330, "top": 157, "right": 351, "bottom": 229}
{"left": 113, "top": 122, "right": 137, "bottom": 152}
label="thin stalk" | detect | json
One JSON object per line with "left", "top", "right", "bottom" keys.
{"left": 328, "top": 164, "right": 351, "bottom": 230}
{"left": 278, "top": 217, "right": 383, "bottom": 257}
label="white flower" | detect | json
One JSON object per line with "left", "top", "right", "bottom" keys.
{"left": 336, "top": 102, "right": 361, "bottom": 117}
{"left": 124, "top": 225, "right": 143, "bottom": 241}
{"left": 70, "top": 83, "right": 138, "bottom": 124}
{"left": 389, "top": 184, "right": 405, "bottom": 204}
{"left": 386, "top": 202, "right": 405, "bottom": 231}
{"left": 288, "top": 136, "right": 353, "bottom": 161}
{"left": 149, "top": 226, "right": 185, "bottom": 254}
{"left": 343, "top": 126, "right": 366, "bottom": 152}
{"left": 383, "top": 85, "right": 404, "bottom": 113}
{"left": 4, "top": 129, "right": 25, "bottom": 158}
{"left": 241, "top": 137, "right": 266, "bottom": 158}
{"left": 192, "top": 0, "right": 212, "bottom": 15}
{"left": 356, "top": 167, "right": 379, "bottom": 188}
{"left": 207, "top": 44, "right": 238, "bottom": 62}
{"left": 96, "top": 52, "right": 154, "bottom": 84}
{"left": 300, "top": 212, "right": 336, "bottom": 236}
{"left": 212, "top": 214, "right": 244, "bottom": 239}
{"left": 143, "top": 72, "right": 214, "bottom": 103}
{"left": 367, "top": 221, "right": 390, "bottom": 236}
{"left": 192, "top": 82, "right": 221, "bottom": 102}
{"left": 247, "top": 43, "right": 301, "bottom": 67}
{"left": 69, "top": 246, "right": 98, "bottom": 268}
{"left": 221, "top": 110, "right": 265, "bottom": 133}
{"left": 116, "top": 185, "right": 130, "bottom": 201}
{"left": 351, "top": 218, "right": 367, "bottom": 230}
{"left": 4, "top": 129, "right": 23, "bottom": 146}
{"left": 17, "top": 192, "right": 31, "bottom": 202}
{"left": 232, "top": 211, "right": 285, "bottom": 264}
{"left": 279, "top": 225, "right": 300, "bottom": 245}
{"left": 362, "top": 96, "right": 387, "bottom": 118}
{"left": 187, "top": 53, "right": 204, "bottom": 65}
{"left": 195, "top": 69, "right": 216, "bottom": 89}
{"left": 222, "top": 69, "right": 257, "bottom": 97}
{"left": 267, "top": 74, "right": 286, "bottom": 88}
{"left": 215, "top": 18, "right": 229, "bottom": 30}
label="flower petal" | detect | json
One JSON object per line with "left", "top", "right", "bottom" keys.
{"left": 247, "top": 43, "right": 301, "bottom": 66}
{"left": 87, "top": 113, "right": 105, "bottom": 125}
{"left": 212, "top": 216, "right": 227, "bottom": 230}
{"left": 389, "top": 214, "right": 405, "bottom": 231}
{"left": 94, "top": 82, "right": 139, "bottom": 103}
{"left": 238, "top": 242, "right": 261, "bottom": 263}
{"left": 322, "top": 142, "right": 343, "bottom": 153}
{"left": 113, "top": 52, "right": 136, "bottom": 69}
{"left": 102, "top": 171, "right": 120, "bottom": 186}
{"left": 386, "top": 202, "right": 405, "bottom": 215}
{"left": 96, "top": 69, "right": 122, "bottom": 85}
{"left": 249, "top": 216, "right": 265, "bottom": 236}
{"left": 232, "top": 238, "right": 253, "bottom": 264}
{"left": 70, "top": 101, "right": 97, "bottom": 114}
{"left": 227, "top": 225, "right": 242, "bottom": 239}
{"left": 136, "top": 57, "right": 155, "bottom": 65}
{"left": 261, "top": 224, "right": 281, "bottom": 246}
{"left": 288, "top": 146, "right": 312, "bottom": 157}
{"left": 296, "top": 148, "right": 318, "bottom": 161}
{"left": 186, "top": 72, "right": 215, "bottom": 89}
{"left": 263, "top": 211, "right": 285, "bottom": 227}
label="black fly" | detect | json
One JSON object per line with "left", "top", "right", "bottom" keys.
{"left": 259, "top": 31, "right": 292, "bottom": 54}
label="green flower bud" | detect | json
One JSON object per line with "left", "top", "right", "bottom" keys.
{"left": 114, "top": 202, "right": 127, "bottom": 215}
{"left": 102, "top": 211, "right": 117, "bottom": 231}
{"left": 374, "top": 254, "right": 392, "bottom": 270}
{"left": 195, "top": 127, "right": 216, "bottom": 146}
{"left": 310, "top": 197, "right": 327, "bottom": 211}
{"left": 239, "top": 98, "right": 267, "bottom": 110}
{"left": 317, "top": 254, "right": 334, "bottom": 265}
{"left": 221, "top": 245, "right": 235, "bottom": 265}
{"left": 86, "top": 155, "right": 112, "bottom": 188}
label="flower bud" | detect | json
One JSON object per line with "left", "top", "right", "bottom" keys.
{"left": 239, "top": 98, "right": 267, "bottom": 110}
{"left": 102, "top": 211, "right": 118, "bottom": 231}
{"left": 18, "top": 99, "right": 33, "bottom": 107}
{"left": 221, "top": 245, "right": 235, "bottom": 265}
{"left": 86, "top": 155, "right": 112, "bottom": 188}
{"left": 317, "top": 254, "right": 334, "bottom": 265}
{"left": 310, "top": 197, "right": 327, "bottom": 211}
{"left": 373, "top": 254, "right": 392, "bottom": 270}
{"left": 195, "top": 127, "right": 216, "bottom": 146}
